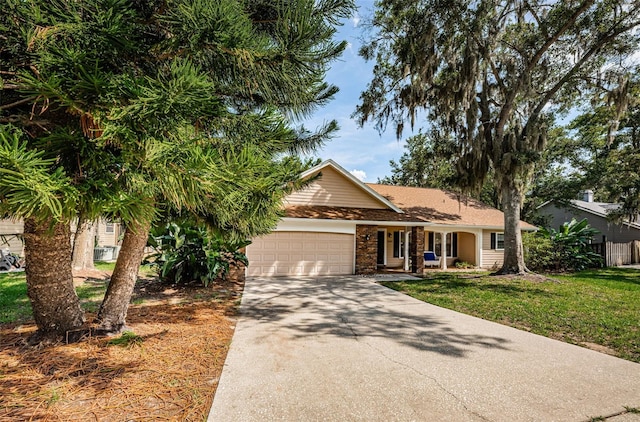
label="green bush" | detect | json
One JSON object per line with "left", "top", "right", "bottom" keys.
{"left": 523, "top": 231, "right": 554, "bottom": 272}
{"left": 147, "top": 220, "right": 249, "bottom": 286}
{"left": 526, "top": 218, "right": 603, "bottom": 272}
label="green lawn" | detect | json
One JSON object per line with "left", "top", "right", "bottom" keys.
{"left": 381, "top": 267, "right": 640, "bottom": 363}
{"left": 0, "top": 262, "right": 116, "bottom": 323}
{"left": 0, "top": 272, "right": 32, "bottom": 323}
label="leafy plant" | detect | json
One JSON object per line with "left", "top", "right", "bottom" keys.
{"left": 454, "top": 260, "right": 475, "bottom": 269}
{"left": 532, "top": 219, "right": 603, "bottom": 272}
{"left": 147, "top": 220, "right": 249, "bottom": 286}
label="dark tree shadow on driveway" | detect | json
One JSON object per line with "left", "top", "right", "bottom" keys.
{"left": 240, "top": 276, "right": 512, "bottom": 359}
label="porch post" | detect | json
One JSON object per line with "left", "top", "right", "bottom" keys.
{"left": 441, "top": 232, "right": 448, "bottom": 270}
{"left": 410, "top": 226, "right": 425, "bottom": 273}
{"left": 476, "top": 230, "right": 483, "bottom": 269}
{"left": 403, "top": 227, "right": 410, "bottom": 271}
{"left": 355, "top": 225, "right": 377, "bottom": 275}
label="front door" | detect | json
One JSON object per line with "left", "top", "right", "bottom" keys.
{"left": 377, "top": 230, "right": 385, "bottom": 266}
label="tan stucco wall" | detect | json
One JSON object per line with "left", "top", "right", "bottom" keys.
{"left": 285, "top": 166, "right": 386, "bottom": 209}
{"left": 378, "top": 227, "right": 405, "bottom": 268}
{"left": 457, "top": 232, "right": 476, "bottom": 265}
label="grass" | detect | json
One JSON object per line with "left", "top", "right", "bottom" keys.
{"left": 94, "top": 261, "right": 116, "bottom": 272}
{"left": 381, "top": 267, "right": 640, "bottom": 363}
{"left": 0, "top": 263, "right": 117, "bottom": 323}
{"left": 76, "top": 281, "right": 108, "bottom": 313}
{"left": 107, "top": 331, "right": 144, "bottom": 347}
{"left": 0, "top": 272, "right": 32, "bottom": 323}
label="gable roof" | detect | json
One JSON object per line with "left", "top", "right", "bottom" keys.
{"left": 542, "top": 199, "right": 640, "bottom": 231}
{"left": 369, "top": 184, "right": 536, "bottom": 229}
{"left": 284, "top": 165, "right": 536, "bottom": 229}
{"left": 296, "top": 160, "right": 403, "bottom": 213}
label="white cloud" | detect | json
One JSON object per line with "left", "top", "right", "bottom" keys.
{"left": 350, "top": 169, "right": 367, "bottom": 181}
{"left": 351, "top": 12, "right": 361, "bottom": 27}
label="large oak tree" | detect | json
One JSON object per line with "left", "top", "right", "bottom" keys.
{"left": 356, "top": 0, "right": 640, "bottom": 274}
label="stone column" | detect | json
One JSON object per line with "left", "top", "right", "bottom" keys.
{"left": 410, "top": 226, "right": 425, "bottom": 273}
{"left": 355, "top": 225, "right": 378, "bottom": 275}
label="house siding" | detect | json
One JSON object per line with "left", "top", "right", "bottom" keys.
{"left": 539, "top": 203, "right": 640, "bottom": 243}
{"left": 95, "top": 220, "right": 120, "bottom": 247}
{"left": 286, "top": 166, "right": 386, "bottom": 209}
{"left": 0, "top": 219, "right": 24, "bottom": 255}
{"left": 481, "top": 229, "right": 503, "bottom": 269}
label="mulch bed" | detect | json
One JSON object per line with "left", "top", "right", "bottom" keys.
{"left": 0, "top": 273, "right": 243, "bottom": 421}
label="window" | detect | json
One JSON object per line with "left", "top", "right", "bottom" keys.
{"left": 392, "top": 230, "right": 405, "bottom": 258}
{"left": 105, "top": 222, "right": 114, "bottom": 234}
{"left": 428, "top": 232, "right": 458, "bottom": 257}
{"left": 491, "top": 232, "right": 505, "bottom": 250}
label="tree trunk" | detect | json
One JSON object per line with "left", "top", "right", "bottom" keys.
{"left": 496, "top": 182, "right": 528, "bottom": 274}
{"left": 96, "top": 219, "right": 151, "bottom": 334}
{"left": 23, "top": 218, "right": 85, "bottom": 343}
{"left": 71, "top": 219, "right": 95, "bottom": 270}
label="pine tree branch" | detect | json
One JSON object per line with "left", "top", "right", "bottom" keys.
{"left": 0, "top": 96, "right": 36, "bottom": 110}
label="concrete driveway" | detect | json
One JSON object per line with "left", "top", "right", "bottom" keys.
{"left": 209, "top": 276, "right": 640, "bottom": 422}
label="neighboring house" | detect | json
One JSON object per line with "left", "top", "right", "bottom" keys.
{"left": 537, "top": 190, "right": 640, "bottom": 243}
{"left": 94, "top": 220, "right": 122, "bottom": 248}
{"left": 0, "top": 219, "right": 24, "bottom": 255}
{"left": 0, "top": 218, "right": 122, "bottom": 257}
{"left": 246, "top": 160, "right": 536, "bottom": 277}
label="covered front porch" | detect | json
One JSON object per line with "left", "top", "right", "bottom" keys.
{"left": 355, "top": 224, "right": 482, "bottom": 274}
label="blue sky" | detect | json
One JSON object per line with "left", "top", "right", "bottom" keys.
{"left": 301, "top": 1, "right": 416, "bottom": 183}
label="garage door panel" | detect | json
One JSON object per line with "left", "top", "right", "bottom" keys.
{"left": 247, "top": 231, "right": 354, "bottom": 276}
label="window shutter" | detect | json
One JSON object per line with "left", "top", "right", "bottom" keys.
{"left": 490, "top": 232, "right": 496, "bottom": 249}
{"left": 428, "top": 232, "right": 434, "bottom": 251}
{"left": 393, "top": 231, "right": 400, "bottom": 258}
{"left": 452, "top": 233, "right": 458, "bottom": 257}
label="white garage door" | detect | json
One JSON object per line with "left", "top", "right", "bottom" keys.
{"left": 246, "top": 231, "right": 354, "bottom": 276}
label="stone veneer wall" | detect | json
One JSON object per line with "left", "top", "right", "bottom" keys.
{"left": 355, "top": 225, "right": 378, "bottom": 274}
{"left": 410, "top": 226, "right": 425, "bottom": 273}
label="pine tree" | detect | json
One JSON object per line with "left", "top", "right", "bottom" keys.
{"left": 1, "top": 0, "right": 354, "bottom": 340}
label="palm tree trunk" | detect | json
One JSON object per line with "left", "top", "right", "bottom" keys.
{"left": 497, "top": 182, "right": 527, "bottom": 274}
{"left": 71, "top": 218, "right": 95, "bottom": 270}
{"left": 96, "top": 218, "right": 151, "bottom": 334}
{"left": 23, "top": 218, "right": 85, "bottom": 343}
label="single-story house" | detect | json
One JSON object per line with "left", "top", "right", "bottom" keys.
{"left": 537, "top": 190, "right": 640, "bottom": 243}
{"left": 246, "top": 160, "right": 536, "bottom": 276}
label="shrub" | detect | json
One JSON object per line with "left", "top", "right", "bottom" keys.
{"left": 523, "top": 231, "right": 554, "bottom": 272}
{"left": 147, "top": 221, "right": 249, "bottom": 286}
{"left": 526, "top": 218, "right": 603, "bottom": 272}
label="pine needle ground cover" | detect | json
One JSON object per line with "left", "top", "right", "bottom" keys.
{"left": 0, "top": 269, "right": 242, "bottom": 421}
{"left": 381, "top": 268, "right": 640, "bottom": 363}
